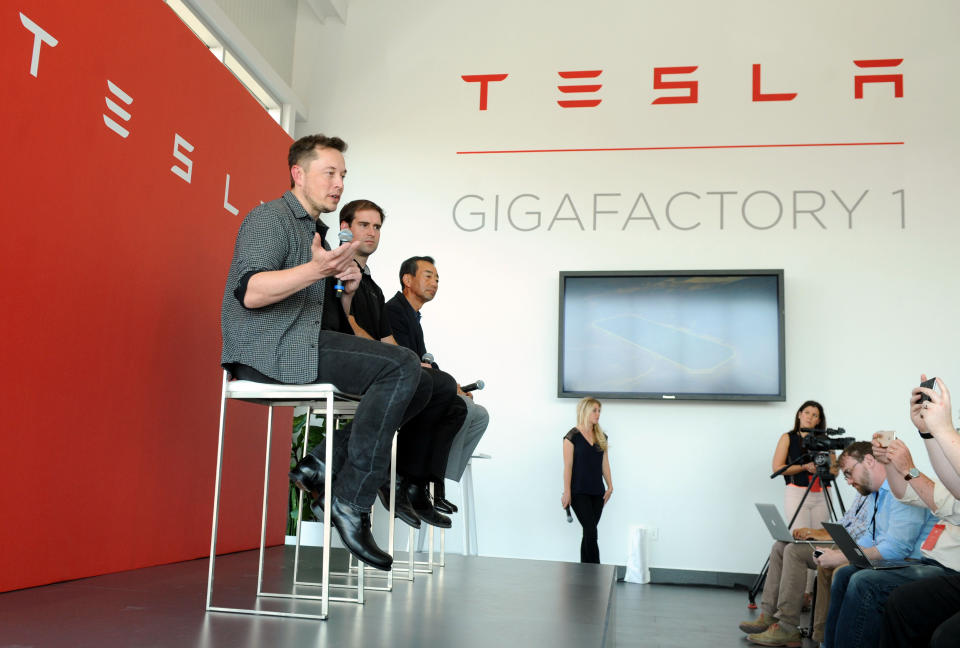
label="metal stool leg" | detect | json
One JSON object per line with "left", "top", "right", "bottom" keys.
{"left": 255, "top": 405, "right": 276, "bottom": 595}
{"left": 205, "top": 373, "right": 230, "bottom": 611}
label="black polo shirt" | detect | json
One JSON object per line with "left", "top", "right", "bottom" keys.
{"left": 350, "top": 264, "right": 393, "bottom": 340}
{"left": 385, "top": 291, "right": 428, "bottom": 360}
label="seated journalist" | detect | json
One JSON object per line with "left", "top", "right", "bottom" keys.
{"left": 815, "top": 438, "right": 937, "bottom": 647}
{"left": 740, "top": 442, "right": 874, "bottom": 646}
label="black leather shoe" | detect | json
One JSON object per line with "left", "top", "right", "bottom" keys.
{"left": 404, "top": 481, "right": 452, "bottom": 529}
{"left": 432, "top": 480, "right": 458, "bottom": 514}
{"left": 330, "top": 496, "right": 392, "bottom": 571}
{"left": 377, "top": 483, "right": 421, "bottom": 529}
{"left": 290, "top": 454, "right": 326, "bottom": 513}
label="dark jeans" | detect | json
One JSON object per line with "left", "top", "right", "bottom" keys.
{"left": 396, "top": 368, "right": 467, "bottom": 482}
{"left": 571, "top": 493, "right": 604, "bottom": 564}
{"left": 825, "top": 562, "right": 948, "bottom": 648}
{"left": 304, "top": 330, "right": 423, "bottom": 510}
{"left": 881, "top": 572, "right": 960, "bottom": 648}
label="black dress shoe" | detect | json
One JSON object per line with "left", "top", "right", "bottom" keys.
{"left": 330, "top": 496, "right": 392, "bottom": 571}
{"left": 377, "top": 483, "right": 421, "bottom": 529}
{"left": 432, "top": 479, "right": 458, "bottom": 514}
{"left": 404, "top": 481, "right": 452, "bottom": 529}
{"left": 290, "top": 454, "right": 326, "bottom": 514}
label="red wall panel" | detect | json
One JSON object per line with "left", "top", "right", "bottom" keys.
{"left": 1, "top": 1, "right": 294, "bottom": 592}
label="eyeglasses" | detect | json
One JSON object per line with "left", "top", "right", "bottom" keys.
{"left": 841, "top": 459, "right": 864, "bottom": 482}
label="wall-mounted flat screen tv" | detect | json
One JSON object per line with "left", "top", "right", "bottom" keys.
{"left": 559, "top": 270, "right": 785, "bottom": 401}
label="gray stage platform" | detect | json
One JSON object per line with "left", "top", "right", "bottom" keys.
{"left": 0, "top": 547, "right": 617, "bottom": 648}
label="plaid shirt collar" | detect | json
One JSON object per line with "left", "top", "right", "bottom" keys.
{"left": 281, "top": 190, "right": 330, "bottom": 240}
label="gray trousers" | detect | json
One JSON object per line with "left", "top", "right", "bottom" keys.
{"left": 443, "top": 396, "right": 489, "bottom": 481}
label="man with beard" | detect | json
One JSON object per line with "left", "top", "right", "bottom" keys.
{"left": 740, "top": 449, "right": 874, "bottom": 645}
{"left": 814, "top": 441, "right": 936, "bottom": 648}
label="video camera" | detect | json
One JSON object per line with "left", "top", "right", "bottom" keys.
{"left": 800, "top": 427, "right": 855, "bottom": 452}
{"left": 798, "top": 427, "right": 855, "bottom": 483}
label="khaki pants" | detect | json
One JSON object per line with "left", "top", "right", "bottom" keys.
{"left": 760, "top": 541, "right": 819, "bottom": 631}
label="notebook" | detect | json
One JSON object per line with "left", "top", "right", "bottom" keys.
{"left": 822, "top": 521, "right": 913, "bottom": 570}
{"left": 755, "top": 503, "right": 834, "bottom": 545}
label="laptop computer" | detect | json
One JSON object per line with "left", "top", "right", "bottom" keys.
{"left": 755, "top": 503, "right": 833, "bottom": 545}
{"left": 821, "top": 521, "right": 913, "bottom": 570}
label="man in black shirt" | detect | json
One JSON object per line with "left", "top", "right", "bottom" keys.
{"left": 339, "top": 200, "right": 466, "bottom": 528}
{"left": 386, "top": 257, "right": 490, "bottom": 508}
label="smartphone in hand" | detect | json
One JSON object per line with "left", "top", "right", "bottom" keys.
{"left": 917, "top": 377, "right": 937, "bottom": 404}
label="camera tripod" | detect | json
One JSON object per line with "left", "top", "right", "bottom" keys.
{"left": 746, "top": 452, "right": 846, "bottom": 608}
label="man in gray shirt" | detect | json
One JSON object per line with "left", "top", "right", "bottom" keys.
{"left": 221, "top": 134, "right": 422, "bottom": 570}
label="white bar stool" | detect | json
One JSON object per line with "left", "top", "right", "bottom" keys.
{"left": 205, "top": 371, "right": 360, "bottom": 621}
{"left": 461, "top": 453, "right": 491, "bottom": 556}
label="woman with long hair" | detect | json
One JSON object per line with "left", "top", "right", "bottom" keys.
{"left": 561, "top": 397, "right": 613, "bottom": 564}
{"left": 772, "top": 400, "right": 834, "bottom": 530}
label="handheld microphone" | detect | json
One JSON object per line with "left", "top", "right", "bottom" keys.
{"left": 460, "top": 380, "right": 485, "bottom": 393}
{"left": 421, "top": 352, "right": 434, "bottom": 364}
{"left": 333, "top": 228, "right": 353, "bottom": 297}
{"left": 565, "top": 506, "right": 573, "bottom": 523}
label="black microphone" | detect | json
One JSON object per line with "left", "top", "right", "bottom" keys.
{"left": 460, "top": 380, "right": 485, "bottom": 393}
{"left": 333, "top": 228, "right": 353, "bottom": 297}
{"left": 565, "top": 506, "right": 573, "bottom": 523}
{"left": 421, "top": 352, "right": 434, "bottom": 364}
{"left": 800, "top": 427, "right": 846, "bottom": 435}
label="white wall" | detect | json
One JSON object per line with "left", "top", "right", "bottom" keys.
{"left": 288, "top": 0, "right": 960, "bottom": 572}
{"left": 214, "top": 0, "right": 298, "bottom": 84}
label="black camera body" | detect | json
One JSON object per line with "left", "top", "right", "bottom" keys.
{"left": 801, "top": 427, "right": 855, "bottom": 452}
{"left": 802, "top": 434, "right": 854, "bottom": 452}
{"left": 799, "top": 427, "right": 854, "bottom": 483}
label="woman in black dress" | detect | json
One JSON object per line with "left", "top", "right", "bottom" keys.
{"left": 561, "top": 397, "right": 613, "bottom": 564}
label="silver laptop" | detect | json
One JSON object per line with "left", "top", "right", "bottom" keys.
{"left": 755, "top": 503, "right": 833, "bottom": 545}
{"left": 821, "top": 522, "right": 913, "bottom": 570}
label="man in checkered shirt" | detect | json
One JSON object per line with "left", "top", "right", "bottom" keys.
{"left": 221, "top": 134, "right": 422, "bottom": 571}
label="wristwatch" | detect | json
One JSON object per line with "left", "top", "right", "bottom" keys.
{"left": 919, "top": 428, "right": 934, "bottom": 439}
{"left": 904, "top": 467, "right": 921, "bottom": 481}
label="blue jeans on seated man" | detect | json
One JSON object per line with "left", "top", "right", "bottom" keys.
{"left": 823, "top": 561, "right": 952, "bottom": 648}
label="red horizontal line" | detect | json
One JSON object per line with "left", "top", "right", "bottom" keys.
{"left": 456, "top": 141, "right": 905, "bottom": 155}
{"left": 557, "top": 99, "right": 603, "bottom": 108}
{"left": 558, "top": 84, "right": 602, "bottom": 93}
{"left": 558, "top": 70, "right": 602, "bottom": 78}
{"left": 854, "top": 58, "right": 903, "bottom": 68}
